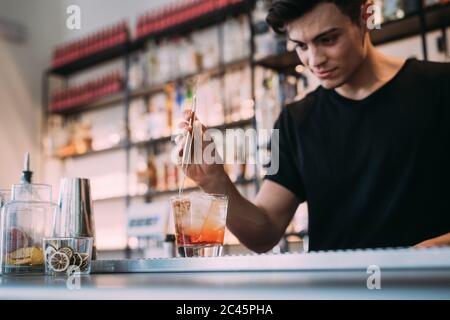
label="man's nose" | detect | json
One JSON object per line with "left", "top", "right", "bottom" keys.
{"left": 309, "top": 46, "right": 327, "bottom": 68}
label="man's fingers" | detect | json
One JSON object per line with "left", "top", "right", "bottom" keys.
{"left": 183, "top": 109, "right": 194, "bottom": 121}
{"left": 173, "top": 121, "right": 191, "bottom": 146}
{"left": 177, "top": 121, "right": 193, "bottom": 134}
{"left": 174, "top": 134, "right": 185, "bottom": 146}
{"left": 178, "top": 120, "right": 194, "bottom": 130}
{"left": 183, "top": 109, "right": 202, "bottom": 127}
{"left": 178, "top": 120, "right": 189, "bottom": 128}
{"left": 183, "top": 110, "right": 208, "bottom": 132}
{"left": 414, "top": 232, "right": 450, "bottom": 248}
{"left": 173, "top": 116, "right": 213, "bottom": 166}
{"left": 414, "top": 241, "right": 431, "bottom": 249}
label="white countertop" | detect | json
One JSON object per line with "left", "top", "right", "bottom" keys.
{"left": 1, "top": 269, "right": 450, "bottom": 300}
{"left": 2, "top": 247, "right": 450, "bottom": 300}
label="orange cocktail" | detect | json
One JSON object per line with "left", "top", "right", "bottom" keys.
{"left": 171, "top": 193, "right": 228, "bottom": 257}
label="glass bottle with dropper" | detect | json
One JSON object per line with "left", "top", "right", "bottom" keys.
{"left": 0, "top": 153, "right": 58, "bottom": 275}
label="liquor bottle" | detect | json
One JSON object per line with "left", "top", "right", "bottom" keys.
{"left": 147, "top": 155, "right": 158, "bottom": 189}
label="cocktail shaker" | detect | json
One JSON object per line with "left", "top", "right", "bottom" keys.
{"left": 54, "top": 178, "right": 96, "bottom": 259}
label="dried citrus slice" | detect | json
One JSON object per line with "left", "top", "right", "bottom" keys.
{"left": 30, "top": 247, "right": 44, "bottom": 265}
{"left": 45, "top": 245, "right": 57, "bottom": 259}
{"left": 58, "top": 246, "right": 74, "bottom": 259}
{"left": 79, "top": 253, "right": 89, "bottom": 263}
{"left": 79, "top": 253, "right": 90, "bottom": 270}
{"left": 7, "top": 255, "right": 31, "bottom": 265}
{"left": 11, "top": 258, "right": 31, "bottom": 265}
{"left": 79, "top": 262, "right": 89, "bottom": 271}
{"left": 9, "top": 247, "right": 32, "bottom": 259}
{"left": 72, "top": 252, "right": 83, "bottom": 267}
{"left": 49, "top": 252, "right": 70, "bottom": 272}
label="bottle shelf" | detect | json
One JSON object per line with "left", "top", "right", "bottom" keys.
{"left": 131, "top": 117, "right": 255, "bottom": 149}
{"left": 144, "top": 176, "right": 256, "bottom": 199}
{"left": 130, "top": 57, "right": 251, "bottom": 100}
{"left": 48, "top": 1, "right": 254, "bottom": 77}
{"left": 53, "top": 118, "right": 255, "bottom": 160}
{"left": 132, "top": 0, "right": 253, "bottom": 51}
{"left": 54, "top": 143, "right": 126, "bottom": 160}
{"left": 254, "top": 51, "right": 299, "bottom": 73}
{"left": 371, "top": 2, "right": 450, "bottom": 46}
{"left": 48, "top": 57, "right": 250, "bottom": 116}
{"left": 49, "top": 41, "right": 129, "bottom": 76}
{"left": 92, "top": 176, "right": 256, "bottom": 202}
{"left": 50, "top": 91, "right": 126, "bottom": 116}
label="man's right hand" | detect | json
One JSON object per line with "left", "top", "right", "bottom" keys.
{"left": 174, "top": 110, "right": 228, "bottom": 193}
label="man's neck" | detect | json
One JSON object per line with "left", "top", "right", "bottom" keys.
{"left": 335, "top": 44, "right": 406, "bottom": 101}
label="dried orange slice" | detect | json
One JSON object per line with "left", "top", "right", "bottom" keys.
{"left": 30, "top": 247, "right": 44, "bottom": 265}
{"left": 7, "top": 257, "right": 30, "bottom": 265}
{"left": 45, "top": 245, "right": 57, "bottom": 259}
{"left": 49, "top": 252, "right": 70, "bottom": 272}
{"left": 9, "top": 247, "right": 32, "bottom": 260}
{"left": 7, "top": 247, "right": 43, "bottom": 266}
{"left": 58, "top": 246, "right": 74, "bottom": 259}
{"left": 72, "top": 252, "right": 83, "bottom": 267}
{"left": 6, "top": 254, "right": 31, "bottom": 265}
{"left": 79, "top": 253, "right": 90, "bottom": 270}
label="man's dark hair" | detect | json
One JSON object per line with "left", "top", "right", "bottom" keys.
{"left": 266, "top": 0, "right": 366, "bottom": 34}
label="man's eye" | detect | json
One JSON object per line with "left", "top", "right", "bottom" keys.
{"left": 296, "top": 43, "right": 308, "bottom": 51}
{"left": 320, "top": 36, "right": 337, "bottom": 45}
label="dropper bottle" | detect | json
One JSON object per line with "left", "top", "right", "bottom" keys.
{"left": 20, "top": 152, "right": 33, "bottom": 184}
{"left": 15, "top": 152, "right": 34, "bottom": 201}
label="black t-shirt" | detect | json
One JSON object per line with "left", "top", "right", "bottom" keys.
{"left": 266, "top": 58, "right": 450, "bottom": 251}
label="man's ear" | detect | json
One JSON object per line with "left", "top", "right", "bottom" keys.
{"left": 287, "top": 38, "right": 297, "bottom": 52}
{"left": 360, "top": 1, "right": 374, "bottom": 32}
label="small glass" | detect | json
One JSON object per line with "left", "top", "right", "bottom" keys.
{"left": 171, "top": 192, "right": 228, "bottom": 258}
{"left": 43, "top": 237, "right": 93, "bottom": 276}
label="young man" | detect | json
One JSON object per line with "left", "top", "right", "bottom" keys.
{"left": 177, "top": 0, "right": 450, "bottom": 252}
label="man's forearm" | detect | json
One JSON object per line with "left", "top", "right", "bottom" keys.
{"left": 200, "top": 174, "right": 280, "bottom": 253}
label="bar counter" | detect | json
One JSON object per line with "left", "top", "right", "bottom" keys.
{"left": 1, "top": 248, "right": 450, "bottom": 299}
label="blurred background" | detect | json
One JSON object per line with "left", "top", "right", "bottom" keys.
{"left": 0, "top": 0, "right": 449, "bottom": 259}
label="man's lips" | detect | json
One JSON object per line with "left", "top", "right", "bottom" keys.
{"left": 315, "top": 68, "right": 338, "bottom": 79}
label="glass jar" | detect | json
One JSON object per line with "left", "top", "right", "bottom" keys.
{"left": 0, "top": 184, "right": 58, "bottom": 275}
{"left": 0, "top": 189, "right": 11, "bottom": 208}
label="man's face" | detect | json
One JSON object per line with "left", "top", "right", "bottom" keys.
{"left": 287, "top": 3, "right": 367, "bottom": 89}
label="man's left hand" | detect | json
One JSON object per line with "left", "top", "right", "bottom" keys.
{"left": 415, "top": 232, "right": 450, "bottom": 248}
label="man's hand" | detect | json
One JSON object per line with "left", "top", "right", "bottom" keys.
{"left": 415, "top": 232, "right": 450, "bottom": 248}
{"left": 174, "top": 109, "right": 228, "bottom": 193}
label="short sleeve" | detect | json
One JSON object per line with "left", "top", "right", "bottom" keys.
{"left": 264, "top": 108, "right": 306, "bottom": 202}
